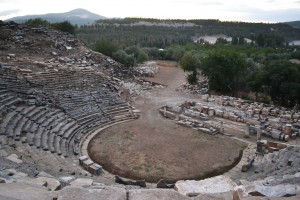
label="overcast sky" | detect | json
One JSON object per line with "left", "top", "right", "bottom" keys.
{"left": 0, "top": 0, "right": 299, "bottom": 22}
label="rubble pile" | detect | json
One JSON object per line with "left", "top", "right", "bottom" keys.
{"left": 250, "top": 144, "right": 300, "bottom": 182}
{"left": 159, "top": 104, "right": 219, "bottom": 135}
{"left": 0, "top": 21, "right": 134, "bottom": 83}
{"left": 133, "top": 61, "right": 159, "bottom": 77}
{"left": 0, "top": 21, "right": 81, "bottom": 57}
{"left": 163, "top": 95, "right": 300, "bottom": 142}
{"left": 121, "top": 79, "right": 164, "bottom": 98}
{"left": 176, "top": 79, "right": 209, "bottom": 95}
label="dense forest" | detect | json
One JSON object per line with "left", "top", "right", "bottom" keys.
{"left": 77, "top": 18, "right": 300, "bottom": 48}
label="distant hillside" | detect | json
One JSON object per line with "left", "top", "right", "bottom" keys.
{"left": 285, "top": 21, "right": 300, "bottom": 29}
{"left": 6, "top": 9, "right": 106, "bottom": 26}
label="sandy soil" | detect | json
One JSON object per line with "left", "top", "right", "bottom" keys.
{"left": 88, "top": 61, "right": 247, "bottom": 183}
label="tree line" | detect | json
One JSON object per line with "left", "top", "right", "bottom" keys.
{"left": 24, "top": 18, "right": 76, "bottom": 35}
{"left": 77, "top": 18, "right": 300, "bottom": 49}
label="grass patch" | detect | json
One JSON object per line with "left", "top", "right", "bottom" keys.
{"left": 122, "top": 131, "right": 135, "bottom": 140}
{"left": 141, "top": 163, "right": 153, "bottom": 173}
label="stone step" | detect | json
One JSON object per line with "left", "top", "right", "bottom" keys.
{"left": 54, "top": 135, "right": 62, "bottom": 155}
{"left": 0, "top": 111, "right": 18, "bottom": 135}
{"left": 48, "top": 132, "right": 56, "bottom": 153}
{"left": 58, "top": 121, "right": 77, "bottom": 137}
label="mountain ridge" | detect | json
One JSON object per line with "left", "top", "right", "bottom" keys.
{"left": 6, "top": 8, "right": 106, "bottom": 26}
{"left": 285, "top": 20, "right": 300, "bottom": 29}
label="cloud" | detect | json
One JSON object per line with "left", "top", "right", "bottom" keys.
{"left": 0, "top": 9, "right": 20, "bottom": 16}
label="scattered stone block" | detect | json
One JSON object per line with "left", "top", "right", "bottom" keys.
{"left": 59, "top": 176, "right": 75, "bottom": 188}
{"left": 89, "top": 163, "right": 102, "bottom": 175}
{"left": 193, "top": 191, "right": 235, "bottom": 200}
{"left": 175, "top": 175, "right": 237, "bottom": 197}
{"left": 156, "top": 179, "right": 174, "bottom": 188}
{"left": 35, "top": 177, "right": 61, "bottom": 191}
{"left": 6, "top": 154, "right": 23, "bottom": 164}
{"left": 78, "top": 155, "right": 88, "bottom": 166}
{"left": 208, "top": 109, "right": 215, "bottom": 117}
{"left": 70, "top": 178, "right": 93, "bottom": 187}
{"left": 37, "top": 171, "right": 54, "bottom": 178}
{"left": 283, "top": 124, "right": 292, "bottom": 135}
{"left": 0, "top": 183, "right": 58, "bottom": 200}
{"left": 82, "top": 159, "right": 94, "bottom": 171}
{"left": 115, "top": 176, "right": 146, "bottom": 188}
{"left": 57, "top": 186, "right": 126, "bottom": 200}
{"left": 215, "top": 110, "right": 224, "bottom": 117}
{"left": 129, "top": 189, "right": 190, "bottom": 200}
{"left": 248, "top": 183, "right": 297, "bottom": 197}
{"left": 228, "top": 114, "right": 238, "bottom": 122}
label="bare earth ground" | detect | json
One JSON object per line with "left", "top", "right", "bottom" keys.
{"left": 88, "top": 61, "right": 247, "bottom": 183}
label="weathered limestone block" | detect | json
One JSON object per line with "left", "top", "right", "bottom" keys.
{"left": 256, "top": 140, "right": 267, "bottom": 154}
{"left": 0, "top": 183, "right": 58, "bottom": 200}
{"left": 70, "top": 178, "right": 93, "bottom": 187}
{"left": 129, "top": 189, "right": 190, "bottom": 200}
{"left": 282, "top": 114, "right": 292, "bottom": 120}
{"left": 228, "top": 114, "right": 238, "bottom": 122}
{"left": 218, "top": 98, "right": 225, "bottom": 105}
{"left": 184, "top": 109, "right": 200, "bottom": 118}
{"left": 193, "top": 191, "right": 235, "bottom": 200}
{"left": 208, "top": 108, "right": 215, "bottom": 117}
{"left": 179, "top": 114, "right": 190, "bottom": 121}
{"left": 254, "top": 108, "right": 261, "bottom": 114}
{"left": 293, "top": 114, "right": 300, "bottom": 120}
{"left": 78, "top": 155, "right": 88, "bottom": 166}
{"left": 175, "top": 175, "right": 237, "bottom": 197}
{"left": 256, "top": 126, "right": 262, "bottom": 140}
{"left": 82, "top": 159, "right": 94, "bottom": 171}
{"left": 223, "top": 112, "right": 229, "bottom": 119}
{"left": 89, "top": 163, "right": 102, "bottom": 175}
{"left": 6, "top": 154, "right": 23, "bottom": 164}
{"left": 37, "top": 171, "right": 54, "bottom": 178}
{"left": 201, "top": 95, "right": 209, "bottom": 102}
{"left": 59, "top": 176, "right": 75, "bottom": 188}
{"left": 268, "top": 118, "right": 280, "bottom": 127}
{"left": 159, "top": 108, "right": 177, "bottom": 120}
{"left": 270, "top": 130, "right": 282, "bottom": 140}
{"left": 283, "top": 124, "right": 292, "bottom": 135}
{"left": 246, "top": 109, "right": 254, "bottom": 117}
{"left": 156, "top": 179, "right": 174, "bottom": 188}
{"left": 248, "top": 183, "right": 297, "bottom": 197}
{"left": 30, "top": 177, "right": 61, "bottom": 191}
{"left": 241, "top": 104, "right": 248, "bottom": 111}
{"left": 261, "top": 108, "right": 270, "bottom": 116}
{"left": 201, "top": 106, "right": 209, "bottom": 114}
{"left": 215, "top": 110, "right": 224, "bottom": 118}
{"left": 115, "top": 176, "right": 146, "bottom": 187}
{"left": 57, "top": 186, "right": 126, "bottom": 200}
{"left": 245, "top": 123, "right": 250, "bottom": 136}
{"left": 244, "top": 118, "right": 260, "bottom": 126}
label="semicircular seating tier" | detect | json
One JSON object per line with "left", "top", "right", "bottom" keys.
{"left": 0, "top": 66, "right": 135, "bottom": 160}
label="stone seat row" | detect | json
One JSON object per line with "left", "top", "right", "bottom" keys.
{"left": 0, "top": 93, "right": 134, "bottom": 159}
{"left": 0, "top": 98, "right": 80, "bottom": 157}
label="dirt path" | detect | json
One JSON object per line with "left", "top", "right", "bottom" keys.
{"left": 88, "top": 61, "right": 247, "bottom": 183}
